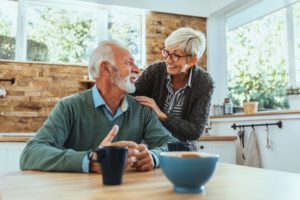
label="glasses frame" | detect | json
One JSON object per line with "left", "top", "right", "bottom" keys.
{"left": 160, "top": 48, "right": 192, "bottom": 63}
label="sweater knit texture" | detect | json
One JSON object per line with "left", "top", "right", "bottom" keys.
{"left": 134, "top": 61, "right": 215, "bottom": 141}
{"left": 20, "top": 89, "right": 178, "bottom": 172}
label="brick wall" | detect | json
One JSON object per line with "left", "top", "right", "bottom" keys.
{"left": 0, "top": 11, "right": 207, "bottom": 133}
{"left": 146, "top": 12, "right": 207, "bottom": 69}
{"left": 0, "top": 61, "right": 87, "bottom": 132}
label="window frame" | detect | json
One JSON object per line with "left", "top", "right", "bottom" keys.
{"left": 8, "top": 0, "right": 145, "bottom": 66}
{"left": 226, "top": 2, "right": 298, "bottom": 89}
{"left": 207, "top": 0, "right": 300, "bottom": 110}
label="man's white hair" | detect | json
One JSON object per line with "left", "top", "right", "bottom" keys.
{"left": 88, "top": 40, "right": 124, "bottom": 79}
{"left": 165, "top": 27, "right": 206, "bottom": 60}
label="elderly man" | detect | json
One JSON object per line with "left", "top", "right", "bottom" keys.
{"left": 20, "top": 40, "right": 178, "bottom": 173}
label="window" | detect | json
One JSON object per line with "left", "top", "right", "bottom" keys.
{"left": 108, "top": 11, "right": 143, "bottom": 67}
{"left": 226, "top": 4, "right": 300, "bottom": 109}
{"left": 293, "top": 3, "right": 300, "bottom": 84}
{"left": 0, "top": 0, "right": 18, "bottom": 60}
{"left": 0, "top": 0, "right": 145, "bottom": 66}
{"left": 26, "top": 3, "right": 98, "bottom": 64}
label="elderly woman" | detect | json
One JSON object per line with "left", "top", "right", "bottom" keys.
{"left": 134, "top": 27, "right": 214, "bottom": 142}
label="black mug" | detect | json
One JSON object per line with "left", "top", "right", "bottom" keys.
{"left": 167, "top": 141, "right": 197, "bottom": 152}
{"left": 88, "top": 146, "right": 128, "bottom": 185}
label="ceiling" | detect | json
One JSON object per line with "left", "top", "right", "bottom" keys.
{"left": 76, "top": 0, "right": 238, "bottom": 17}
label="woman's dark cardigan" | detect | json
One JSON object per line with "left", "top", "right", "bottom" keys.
{"left": 134, "top": 61, "right": 215, "bottom": 141}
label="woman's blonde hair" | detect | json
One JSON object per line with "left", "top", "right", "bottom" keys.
{"left": 165, "top": 27, "right": 206, "bottom": 60}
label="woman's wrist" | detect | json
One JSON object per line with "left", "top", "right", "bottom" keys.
{"left": 158, "top": 111, "right": 168, "bottom": 121}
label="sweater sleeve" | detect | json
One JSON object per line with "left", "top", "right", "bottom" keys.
{"left": 19, "top": 100, "right": 86, "bottom": 172}
{"left": 162, "top": 77, "right": 215, "bottom": 141}
{"left": 142, "top": 107, "right": 178, "bottom": 157}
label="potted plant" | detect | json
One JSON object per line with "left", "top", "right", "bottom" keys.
{"left": 243, "top": 92, "right": 259, "bottom": 114}
{"left": 229, "top": 66, "right": 289, "bottom": 111}
{"left": 286, "top": 86, "right": 300, "bottom": 109}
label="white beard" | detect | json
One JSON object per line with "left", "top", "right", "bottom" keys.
{"left": 111, "top": 71, "right": 137, "bottom": 94}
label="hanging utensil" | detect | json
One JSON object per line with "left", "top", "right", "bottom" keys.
{"left": 237, "top": 126, "right": 246, "bottom": 160}
{"left": 265, "top": 124, "right": 271, "bottom": 149}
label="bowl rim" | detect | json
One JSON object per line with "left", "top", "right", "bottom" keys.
{"left": 160, "top": 151, "right": 219, "bottom": 158}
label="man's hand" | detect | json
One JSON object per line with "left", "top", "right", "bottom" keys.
{"left": 134, "top": 96, "right": 167, "bottom": 121}
{"left": 132, "top": 144, "right": 155, "bottom": 171}
{"left": 89, "top": 125, "right": 139, "bottom": 173}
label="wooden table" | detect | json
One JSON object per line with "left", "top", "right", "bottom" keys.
{"left": 1, "top": 163, "right": 300, "bottom": 200}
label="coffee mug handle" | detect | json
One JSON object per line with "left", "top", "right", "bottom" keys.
{"left": 87, "top": 150, "right": 98, "bottom": 163}
{"left": 87, "top": 149, "right": 105, "bottom": 162}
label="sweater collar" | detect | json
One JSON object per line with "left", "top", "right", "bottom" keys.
{"left": 92, "top": 85, "right": 128, "bottom": 112}
{"left": 166, "top": 67, "right": 193, "bottom": 88}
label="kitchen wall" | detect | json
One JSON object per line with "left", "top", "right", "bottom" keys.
{"left": 146, "top": 11, "right": 207, "bottom": 68}
{"left": 0, "top": 11, "right": 207, "bottom": 133}
{"left": 0, "top": 61, "right": 87, "bottom": 132}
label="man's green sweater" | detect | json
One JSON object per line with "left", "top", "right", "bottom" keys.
{"left": 20, "top": 89, "right": 178, "bottom": 172}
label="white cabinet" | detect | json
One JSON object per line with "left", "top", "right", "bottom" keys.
{"left": 197, "top": 140, "right": 236, "bottom": 164}
{"left": 209, "top": 113, "right": 300, "bottom": 173}
{"left": 0, "top": 142, "right": 26, "bottom": 172}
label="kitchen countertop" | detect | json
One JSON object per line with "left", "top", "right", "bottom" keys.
{"left": 210, "top": 109, "right": 300, "bottom": 119}
{"left": 0, "top": 133, "right": 34, "bottom": 142}
{"left": 0, "top": 133, "right": 237, "bottom": 142}
{"left": 199, "top": 135, "right": 237, "bottom": 141}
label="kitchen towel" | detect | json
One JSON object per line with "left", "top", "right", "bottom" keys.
{"left": 243, "top": 128, "right": 260, "bottom": 167}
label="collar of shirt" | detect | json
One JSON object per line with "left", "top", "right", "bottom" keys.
{"left": 92, "top": 85, "right": 128, "bottom": 121}
{"left": 166, "top": 68, "right": 193, "bottom": 91}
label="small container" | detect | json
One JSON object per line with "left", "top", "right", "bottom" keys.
{"left": 213, "top": 105, "right": 224, "bottom": 116}
{"left": 223, "top": 98, "right": 233, "bottom": 115}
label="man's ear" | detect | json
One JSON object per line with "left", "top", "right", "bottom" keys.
{"left": 100, "top": 62, "right": 111, "bottom": 76}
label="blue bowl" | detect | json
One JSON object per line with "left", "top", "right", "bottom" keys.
{"left": 160, "top": 151, "right": 219, "bottom": 193}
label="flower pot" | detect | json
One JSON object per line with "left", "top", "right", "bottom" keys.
{"left": 243, "top": 101, "right": 258, "bottom": 114}
{"left": 288, "top": 95, "right": 300, "bottom": 110}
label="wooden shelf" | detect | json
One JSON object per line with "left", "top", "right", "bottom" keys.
{"left": 79, "top": 80, "right": 95, "bottom": 84}
{"left": 79, "top": 79, "right": 95, "bottom": 89}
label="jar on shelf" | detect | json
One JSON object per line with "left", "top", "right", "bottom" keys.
{"left": 223, "top": 98, "right": 233, "bottom": 115}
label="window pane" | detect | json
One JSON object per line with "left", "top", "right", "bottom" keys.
{"left": 227, "top": 9, "right": 289, "bottom": 109}
{"left": 26, "top": 4, "right": 98, "bottom": 64}
{"left": 108, "top": 12, "right": 142, "bottom": 67}
{"left": 0, "top": 0, "right": 17, "bottom": 60}
{"left": 293, "top": 2, "right": 300, "bottom": 85}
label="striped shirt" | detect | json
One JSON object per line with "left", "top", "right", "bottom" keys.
{"left": 162, "top": 70, "right": 193, "bottom": 119}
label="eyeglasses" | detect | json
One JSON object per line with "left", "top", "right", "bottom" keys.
{"left": 160, "top": 48, "right": 192, "bottom": 63}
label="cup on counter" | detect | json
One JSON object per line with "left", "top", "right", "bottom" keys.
{"left": 88, "top": 146, "right": 128, "bottom": 185}
{"left": 168, "top": 141, "right": 197, "bottom": 152}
